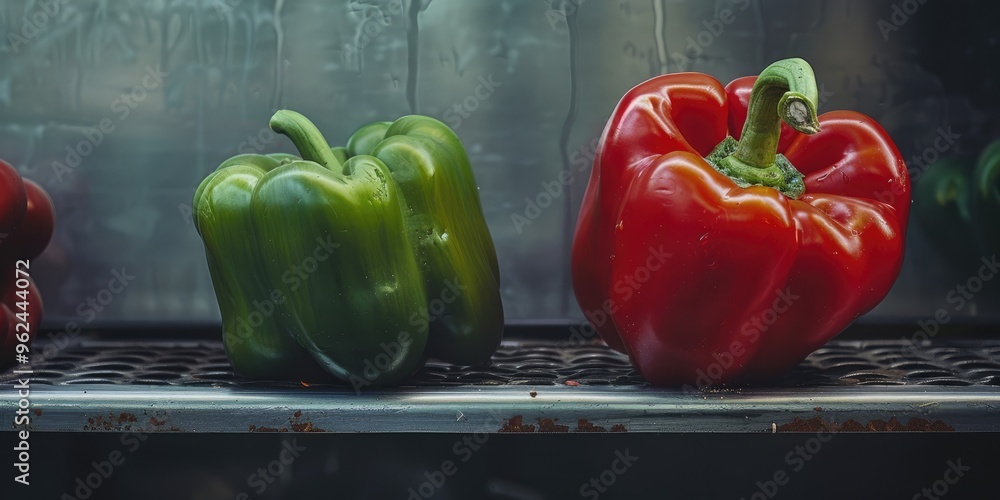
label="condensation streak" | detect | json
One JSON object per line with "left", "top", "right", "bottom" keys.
{"left": 652, "top": 0, "right": 669, "bottom": 74}
{"left": 558, "top": 0, "right": 580, "bottom": 316}
{"left": 406, "top": 0, "right": 421, "bottom": 114}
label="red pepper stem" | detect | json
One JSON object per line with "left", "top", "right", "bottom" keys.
{"left": 707, "top": 59, "right": 821, "bottom": 199}
{"left": 269, "top": 110, "right": 343, "bottom": 170}
{"left": 734, "top": 58, "right": 821, "bottom": 168}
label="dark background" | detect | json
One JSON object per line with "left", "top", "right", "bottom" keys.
{"left": 4, "top": 432, "right": 998, "bottom": 499}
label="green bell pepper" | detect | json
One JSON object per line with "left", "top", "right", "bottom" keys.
{"left": 973, "top": 140, "right": 1000, "bottom": 254}
{"left": 194, "top": 152, "right": 326, "bottom": 380}
{"left": 194, "top": 110, "right": 503, "bottom": 385}
{"left": 914, "top": 140, "right": 1000, "bottom": 267}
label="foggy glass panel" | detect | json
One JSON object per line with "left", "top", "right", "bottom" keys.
{"left": 4, "top": 0, "right": 997, "bottom": 326}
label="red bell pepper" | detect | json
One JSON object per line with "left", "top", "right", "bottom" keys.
{"left": 572, "top": 59, "right": 910, "bottom": 386}
{"left": 0, "top": 161, "right": 53, "bottom": 370}
{"left": 1, "top": 176, "right": 56, "bottom": 262}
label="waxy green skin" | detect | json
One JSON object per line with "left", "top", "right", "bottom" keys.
{"left": 194, "top": 153, "right": 325, "bottom": 380}
{"left": 194, "top": 110, "right": 503, "bottom": 384}
{"left": 253, "top": 157, "right": 429, "bottom": 383}
{"left": 348, "top": 115, "right": 502, "bottom": 363}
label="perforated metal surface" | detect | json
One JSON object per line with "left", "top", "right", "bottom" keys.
{"left": 5, "top": 338, "right": 1000, "bottom": 433}
{"left": 5, "top": 338, "right": 1000, "bottom": 388}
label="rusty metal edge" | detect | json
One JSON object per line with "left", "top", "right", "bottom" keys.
{"left": 2, "top": 384, "right": 998, "bottom": 434}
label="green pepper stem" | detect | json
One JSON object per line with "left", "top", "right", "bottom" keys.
{"left": 733, "top": 58, "right": 821, "bottom": 168}
{"left": 269, "top": 110, "right": 342, "bottom": 169}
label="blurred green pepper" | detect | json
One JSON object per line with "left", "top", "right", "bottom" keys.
{"left": 973, "top": 141, "right": 1000, "bottom": 254}
{"left": 914, "top": 140, "right": 1000, "bottom": 266}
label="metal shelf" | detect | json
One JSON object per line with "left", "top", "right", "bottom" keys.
{"left": 3, "top": 338, "right": 999, "bottom": 433}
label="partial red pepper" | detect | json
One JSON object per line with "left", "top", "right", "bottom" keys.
{"left": 1, "top": 178, "right": 55, "bottom": 262}
{"left": 0, "top": 160, "right": 27, "bottom": 238}
{"left": 0, "top": 163, "right": 54, "bottom": 370}
{"left": 572, "top": 59, "right": 909, "bottom": 386}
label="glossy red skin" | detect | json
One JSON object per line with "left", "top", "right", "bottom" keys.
{"left": 572, "top": 74, "right": 910, "bottom": 385}
{"left": 0, "top": 159, "right": 27, "bottom": 236}
{"left": 0, "top": 278, "right": 41, "bottom": 369}
{"left": 0, "top": 170, "right": 52, "bottom": 370}
{"left": 1, "top": 179, "right": 55, "bottom": 261}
